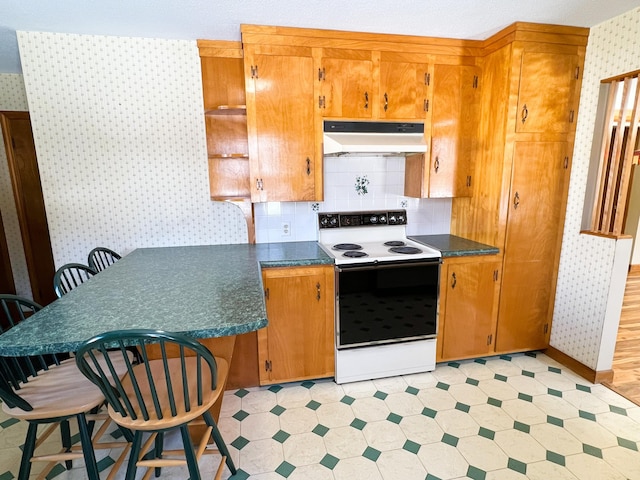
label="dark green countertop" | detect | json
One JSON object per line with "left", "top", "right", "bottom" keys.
{"left": 0, "top": 242, "right": 332, "bottom": 356}
{"left": 409, "top": 234, "right": 499, "bottom": 257}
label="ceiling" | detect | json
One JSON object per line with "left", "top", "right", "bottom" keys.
{"left": 1, "top": 0, "right": 639, "bottom": 74}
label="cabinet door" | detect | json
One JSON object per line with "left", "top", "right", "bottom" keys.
{"left": 430, "top": 64, "right": 480, "bottom": 198}
{"left": 259, "top": 266, "right": 335, "bottom": 385}
{"left": 516, "top": 51, "right": 580, "bottom": 134}
{"left": 441, "top": 260, "right": 501, "bottom": 360}
{"left": 319, "top": 49, "right": 374, "bottom": 119}
{"left": 379, "top": 57, "right": 431, "bottom": 120}
{"left": 245, "top": 50, "right": 317, "bottom": 202}
{"left": 496, "top": 141, "right": 568, "bottom": 352}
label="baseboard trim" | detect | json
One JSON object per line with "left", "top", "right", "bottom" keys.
{"left": 544, "top": 346, "right": 613, "bottom": 384}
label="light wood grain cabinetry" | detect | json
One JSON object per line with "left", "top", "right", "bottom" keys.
{"left": 378, "top": 53, "right": 431, "bottom": 121}
{"left": 437, "top": 256, "right": 501, "bottom": 362}
{"left": 258, "top": 265, "right": 335, "bottom": 385}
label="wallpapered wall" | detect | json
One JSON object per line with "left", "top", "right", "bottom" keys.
{"left": 0, "top": 74, "right": 31, "bottom": 297}
{"left": 551, "top": 7, "right": 640, "bottom": 370}
{"left": 17, "top": 32, "right": 248, "bottom": 267}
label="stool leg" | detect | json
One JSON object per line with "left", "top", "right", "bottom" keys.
{"left": 17, "top": 422, "right": 37, "bottom": 480}
{"left": 77, "top": 413, "right": 99, "bottom": 480}
{"left": 60, "top": 419, "right": 73, "bottom": 469}
{"left": 125, "top": 431, "right": 143, "bottom": 480}
{"left": 180, "top": 424, "right": 201, "bottom": 480}
{"left": 204, "top": 411, "right": 237, "bottom": 475}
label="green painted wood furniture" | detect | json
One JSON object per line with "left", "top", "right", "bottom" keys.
{"left": 88, "top": 246, "right": 122, "bottom": 272}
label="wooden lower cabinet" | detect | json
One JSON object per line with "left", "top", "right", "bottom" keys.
{"left": 258, "top": 265, "right": 335, "bottom": 385}
{"left": 437, "top": 256, "right": 501, "bottom": 362}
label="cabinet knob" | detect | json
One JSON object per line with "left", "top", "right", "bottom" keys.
{"left": 451, "top": 272, "right": 457, "bottom": 289}
{"left": 384, "top": 93, "right": 389, "bottom": 112}
{"left": 513, "top": 191, "right": 520, "bottom": 209}
{"left": 364, "top": 92, "right": 369, "bottom": 110}
{"left": 306, "top": 158, "right": 311, "bottom": 176}
{"left": 316, "top": 282, "right": 321, "bottom": 301}
{"left": 521, "top": 104, "right": 528, "bottom": 124}
{"left": 434, "top": 157, "right": 440, "bottom": 173}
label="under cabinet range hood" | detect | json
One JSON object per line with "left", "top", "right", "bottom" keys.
{"left": 323, "top": 121, "right": 427, "bottom": 156}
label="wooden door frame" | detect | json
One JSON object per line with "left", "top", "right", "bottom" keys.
{"left": 0, "top": 209, "right": 16, "bottom": 293}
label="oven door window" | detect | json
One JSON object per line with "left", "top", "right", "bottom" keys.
{"left": 337, "top": 261, "right": 439, "bottom": 349}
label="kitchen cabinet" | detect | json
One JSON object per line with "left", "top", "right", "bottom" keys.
{"left": 404, "top": 63, "right": 480, "bottom": 198}
{"left": 437, "top": 256, "right": 501, "bottom": 362}
{"left": 243, "top": 45, "right": 320, "bottom": 202}
{"left": 258, "top": 265, "right": 335, "bottom": 385}
{"left": 378, "top": 53, "right": 432, "bottom": 121}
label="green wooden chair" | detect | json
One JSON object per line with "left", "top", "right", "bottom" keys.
{"left": 0, "top": 294, "right": 130, "bottom": 480}
{"left": 75, "top": 329, "right": 237, "bottom": 480}
{"left": 53, "top": 263, "right": 97, "bottom": 298}
{"left": 88, "top": 247, "right": 122, "bottom": 272}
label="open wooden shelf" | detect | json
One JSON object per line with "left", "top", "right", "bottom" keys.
{"left": 205, "top": 105, "right": 247, "bottom": 116}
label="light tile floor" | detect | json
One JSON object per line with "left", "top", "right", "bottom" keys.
{"left": 2, "top": 352, "right": 640, "bottom": 479}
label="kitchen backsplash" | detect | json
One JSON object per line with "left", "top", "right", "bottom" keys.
{"left": 254, "top": 155, "right": 452, "bottom": 243}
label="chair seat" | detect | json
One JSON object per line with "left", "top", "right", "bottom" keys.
{"left": 109, "top": 356, "right": 228, "bottom": 431}
{"left": 3, "top": 354, "right": 129, "bottom": 421}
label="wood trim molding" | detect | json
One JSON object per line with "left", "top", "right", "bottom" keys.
{"left": 544, "top": 346, "right": 614, "bottom": 384}
{"left": 629, "top": 264, "right": 640, "bottom": 274}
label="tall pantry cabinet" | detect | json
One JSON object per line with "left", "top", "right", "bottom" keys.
{"left": 451, "top": 23, "right": 588, "bottom": 353}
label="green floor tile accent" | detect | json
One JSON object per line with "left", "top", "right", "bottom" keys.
{"left": 273, "top": 430, "right": 290, "bottom": 443}
{"left": 518, "top": 393, "right": 533, "bottom": 402}
{"left": 479, "top": 427, "right": 495, "bottom": 440}
{"left": 340, "top": 395, "right": 355, "bottom": 405}
{"left": 405, "top": 386, "right": 420, "bottom": 395}
{"left": 97, "top": 455, "right": 115, "bottom": 472}
{"left": 448, "top": 362, "right": 461, "bottom": 368}
{"left": 426, "top": 474, "right": 443, "bottom": 480}
{"left": 306, "top": 400, "right": 321, "bottom": 411}
{"left": 547, "top": 415, "right": 564, "bottom": 427}
{"left": 525, "top": 352, "right": 538, "bottom": 358}
{"left": 474, "top": 358, "right": 487, "bottom": 365}
{"left": 422, "top": 407, "right": 437, "bottom": 418}
{"left": 387, "top": 412, "right": 402, "bottom": 424}
{"left": 0, "top": 472, "right": 13, "bottom": 480}
{"left": 487, "top": 397, "right": 502, "bottom": 408}
{"left": 233, "top": 410, "right": 249, "bottom": 421}
{"left": 500, "top": 355, "right": 512, "bottom": 361}
{"left": 494, "top": 374, "right": 508, "bottom": 382}
{"left": 268, "top": 385, "right": 283, "bottom": 393}
{"left": 467, "top": 465, "right": 487, "bottom": 480}
{"left": 579, "top": 410, "right": 596, "bottom": 422}
{"left": 442, "top": 433, "right": 459, "bottom": 447}
{"left": 351, "top": 418, "right": 367, "bottom": 430}
{"left": 617, "top": 437, "right": 638, "bottom": 451}
{"left": 312, "top": 424, "right": 330, "bottom": 437}
{"left": 455, "top": 402, "right": 470, "bottom": 413}
{"left": 235, "top": 388, "right": 250, "bottom": 398}
{"left": 270, "top": 405, "right": 286, "bottom": 416}
{"left": 110, "top": 428, "right": 124, "bottom": 439}
{"left": 507, "top": 457, "right": 527, "bottom": 475}
{"left": 46, "top": 464, "right": 66, "bottom": 479}
{"left": 466, "top": 378, "right": 479, "bottom": 386}
{"left": 231, "top": 436, "right": 250, "bottom": 450}
{"left": 436, "top": 382, "right": 450, "bottom": 391}
{"left": 548, "top": 366, "right": 561, "bottom": 374}
{"left": 301, "top": 381, "right": 315, "bottom": 389}
{"left": 576, "top": 384, "right": 591, "bottom": 393}
{"left": 610, "top": 405, "right": 627, "bottom": 416}
{"left": 403, "top": 439, "right": 421, "bottom": 454}
{"left": 583, "top": 443, "right": 603, "bottom": 458}
{"left": 0, "top": 417, "right": 19, "bottom": 428}
{"left": 70, "top": 433, "right": 80, "bottom": 445}
{"left": 548, "top": 388, "right": 563, "bottom": 398}
{"left": 522, "top": 370, "right": 535, "bottom": 378}
{"left": 320, "top": 453, "right": 339, "bottom": 470}
{"left": 230, "top": 469, "right": 250, "bottom": 480}
{"left": 544, "top": 450, "right": 564, "bottom": 466}
{"left": 374, "top": 390, "right": 388, "bottom": 400}
{"left": 363, "top": 446, "right": 381, "bottom": 461}
{"left": 275, "top": 461, "right": 296, "bottom": 478}
{"left": 514, "top": 421, "right": 530, "bottom": 433}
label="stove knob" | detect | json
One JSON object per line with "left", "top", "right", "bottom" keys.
{"left": 369, "top": 215, "right": 378, "bottom": 224}
{"left": 379, "top": 215, "right": 387, "bottom": 224}
{"left": 389, "top": 215, "right": 397, "bottom": 224}
{"left": 398, "top": 214, "right": 406, "bottom": 224}
{"left": 329, "top": 217, "right": 338, "bottom": 227}
{"left": 320, "top": 216, "right": 329, "bottom": 227}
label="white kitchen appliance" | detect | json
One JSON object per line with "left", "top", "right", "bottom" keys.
{"left": 318, "top": 210, "right": 441, "bottom": 383}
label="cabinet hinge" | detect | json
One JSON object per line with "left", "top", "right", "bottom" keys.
{"left": 423, "top": 99, "right": 429, "bottom": 112}
{"left": 473, "top": 75, "right": 479, "bottom": 89}
{"left": 256, "top": 178, "right": 264, "bottom": 191}
{"left": 318, "top": 95, "right": 326, "bottom": 109}
{"left": 544, "top": 323, "right": 549, "bottom": 334}
{"left": 318, "top": 67, "right": 325, "bottom": 81}
{"left": 466, "top": 175, "right": 472, "bottom": 187}
{"left": 265, "top": 360, "right": 272, "bottom": 372}
{"left": 264, "top": 287, "right": 269, "bottom": 300}
{"left": 575, "top": 66, "right": 580, "bottom": 80}
{"left": 250, "top": 65, "right": 259, "bottom": 79}
{"left": 564, "top": 156, "right": 569, "bottom": 169}
{"left": 425, "top": 72, "right": 431, "bottom": 86}
{"left": 569, "top": 110, "right": 575, "bottom": 123}
{"left": 487, "top": 334, "right": 493, "bottom": 345}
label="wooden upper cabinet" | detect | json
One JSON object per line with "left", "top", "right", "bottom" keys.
{"left": 516, "top": 51, "right": 580, "bottom": 134}
{"left": 318, "top": 49, "right": 374, "bottom": 119}
{"left": 378, "top": 53, "right": 432, "bottom": 121}
{"left": 244, "top": 46, "right": 318, "bottom": 202}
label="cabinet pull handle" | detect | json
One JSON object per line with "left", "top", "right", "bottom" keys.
{"left": 364, "top": 91, "right": 369, "bottom": 110}
{"left": 513, "top": 191, "right": 520, "bottom": 209}
{"left": 467, "top": 175, "right": 471, "bottom": 187}
{"left": 487, "top": 334, "right": 492, "bottom": 345}
{"left": 384, "top": 92, "right": 389, "bottom": 112}
{"left": 434, "top": 157, "right": 440, "bottom": 173}
{"left": 264, "top": 287, "right": 269, "bottom": 300}
{"left": 316, "top": 282, "right": 321, "bottom": 301}
{"left": 564, "top": 156, "right": 569, "bottom": 169}
{"left": 544, "top": 323, "right": 549, "bottom": 334}
{"left": 473, "top": 75, "right": 479, "bottom": 89}
{"left": 451, "top": 272, "right": 457, "bottom": 289}
{"left": 425, "top": 72, "right": 430, "bottom": 86}
{"left": 575, "top": 66, "right": 580, "bottom": 79}
{"left": 424, "top": 99, "right": 429, "bottom": 112}
{"left": 306, "top": 158, "right": 311, "bottom": 176}
{"left": 569, "top": 110, "right": 575, "bottom": 123}
{"left": 493, "top": 269, "right": 499, "bottom": 282}
{"left": 521, "top": 104, "right": 528, "bottom": 124}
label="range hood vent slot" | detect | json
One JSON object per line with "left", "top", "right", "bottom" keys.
{"left": 323, "top": 121, "right": 427, "bottom": 156}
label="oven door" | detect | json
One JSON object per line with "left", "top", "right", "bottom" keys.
{"left": 335, "top": 259, "right": 440, "bottom": 349}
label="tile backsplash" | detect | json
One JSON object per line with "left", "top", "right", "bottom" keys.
{"left": 254, "top": 155, "right": 451, "bottom": 243}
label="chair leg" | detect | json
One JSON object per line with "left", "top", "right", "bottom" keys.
{"left": 204, "top": 411, "right": 237, "bottom": 475}
{"left": 60, "top": 419, "right": 73, "bottom": 469}
{"left": 125, "top": 431, "right": 143, "bottom": 480}
{"left": 17, "top": 422, "right": 38, "bottom": 480}
{"left": 154, "top": 431, "right": 164, "bottom": 477}
{"left": 77, "top": 413, "right": 100, "bottom": 480}
{"left": 180, "top": 424, "right": 201, "bottom": 480}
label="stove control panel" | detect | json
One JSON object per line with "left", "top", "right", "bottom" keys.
{"left": 318, "top": 210, "right": 407, "bottom": 228}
